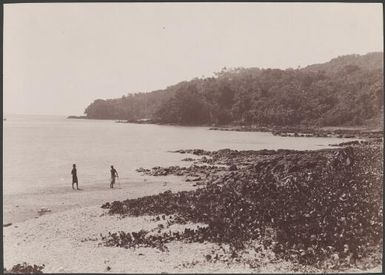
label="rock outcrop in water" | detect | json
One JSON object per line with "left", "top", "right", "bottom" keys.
{"left": 210, "top": 126, "right": 384, "bottom": 139}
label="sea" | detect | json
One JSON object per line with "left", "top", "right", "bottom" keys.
{"left": 3, "top": 114, "right": 358, "bottom": 195}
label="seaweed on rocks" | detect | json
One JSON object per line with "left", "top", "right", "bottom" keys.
{"left": 100, "top": 230, "right": 169, "bottom": 252}
{"left": 4, "top": 263, "right": 45, "bottom": 274}
{"left": 101, "top": 226, "right": 217, "bottom": 252}
{"left": 172, "top": 149, "right": 211, "bottom": 156}
{"left": 106, "top": 143, "right": 382, "bottom": 268}
{"left": 181, "top": 157, "right": 195, "bottom": 161}
{"left": 136, "top": 167, "right": 151, "bottom": 173}
{"left": 101, "top": 202, "right": 111, "bottom": 209}
{"left": 136, "top": 164, "right": 226, "bottom": 179}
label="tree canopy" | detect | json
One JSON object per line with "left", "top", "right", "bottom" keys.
{"left": 84, "top": 52, "right": 383, "bottom": 127}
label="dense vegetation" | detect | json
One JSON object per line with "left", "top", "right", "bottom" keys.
{"left": 84, "top": 52, "right": 383, "bottom": 127}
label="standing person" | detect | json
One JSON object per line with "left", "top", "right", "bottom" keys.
{"left": 110, "top": 165, "right": 119, "bottom": 188}
{"left": 71, "top": 164, "right": 79, "bottom": 190}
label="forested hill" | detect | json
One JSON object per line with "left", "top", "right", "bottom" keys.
{"left": 84, "top": 52, "right": 383, "bottom": 127}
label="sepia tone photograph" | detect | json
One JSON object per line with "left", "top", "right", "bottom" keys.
{"left": 2, "top": 2, "right": 383, "bottom": 273}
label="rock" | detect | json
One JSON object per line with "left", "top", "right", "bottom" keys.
{"left": 101, "top": 202, "right": 111, "bottom": 209}
{"left": 37, "top": 208, "right": 51, "bottom": 215}
{"left": 182, "top": 158, "right": 195, "bottom": 161}
{"left": 229, "top": 164, "right": 237, "bottom": 171}
{"left": 3, "top": 223, "right": 12, "bottom": 227}
{"left": 109, "top": 144, "right": 382, "bottom": 267}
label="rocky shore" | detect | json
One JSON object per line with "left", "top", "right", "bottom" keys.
{"left": 210, "top": 126, "right": 383, "bottom": 139}
{"left": 5, "top": 139, "right": 382, "bottom": 273}
{"left": 102, "top": 138, "right": 383, "bottom": 272}
{"left": 66, "top": 115, "right": 87, "bottom": 119}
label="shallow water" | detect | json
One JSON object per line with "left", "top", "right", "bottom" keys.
{"left": 3, "top": 114, "right": 357, "bottom": 195}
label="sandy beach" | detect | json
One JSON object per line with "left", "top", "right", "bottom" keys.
{"left": 3, "top": 206, "right": 293, "bottom": 273}
{"left": 4, "top": 143, "right": 383, "bottom": 273}
{"left": 3, "top": 178, "right": 202, "bottom": 272}
{"left": 3, "top": 176, "right": 193, "bottom": 225}
{"left": 4, "top": 204, "right": 296, "bottom": 273}
{"left": 4, "top": 184, "right": 381, "bottom": 273}
{"left": 3, "top": 179, "right": 303, "bottom": 273}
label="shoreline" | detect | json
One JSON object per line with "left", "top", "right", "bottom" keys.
{"left": 5, "top": 206, "right": 329, "bottom": 273}
{"left": 101, "top": 140, "right": 383, "bottom": 273}
{"left": 209, "top": 125, "right": 383, "bottom": 139}
{"left": 67, "top": 115, "right": 383, "bottom": 137}
{"left": 4, "top": 141, "right": 383, "bottom": 273}
{"left": 3, "top": 178, "right": 196, "bottom": 225}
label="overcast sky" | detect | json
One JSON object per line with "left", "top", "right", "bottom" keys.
{"left": 4, "top": 3, "right": 383, "bottom": 116}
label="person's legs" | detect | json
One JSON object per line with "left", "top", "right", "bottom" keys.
{"left": 110, "top": 177, "right": 115, "bottom": 188}
{"left": 73, "top": 177, "right": 79, "bottom": 190}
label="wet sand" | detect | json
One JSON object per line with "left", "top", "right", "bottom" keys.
{"left": 3, "top": 177, "right": 194, "bottom": 225}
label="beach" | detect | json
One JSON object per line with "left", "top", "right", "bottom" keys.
{"left": 7, "top": 189, "right": 372, "bottom": 274}
{"left": 4, "top": 204, "right": 300, "bottom": 273}
{"left": 3, "top": 206, "right": 304, "bottom": 273}
{"left": 3, "top": 179, "right": 311, "bottom": 273}
{"left": 4, "top": 141, "right": 383, "bottom": 273}
{"left": 3, "top": 178, "right": 203, "bottom": 273}
{"left": 4, "top": 3, "right": 383, "bottom": 273}
{"left": 3, "top": 177, "right": 193, "bottom": 225}
{"left": 3, "top": 113, "right": 382, "bottom": 273}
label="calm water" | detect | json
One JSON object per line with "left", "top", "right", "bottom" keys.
{"left": 3, "top": 115, "right": 357, "bottom": 195}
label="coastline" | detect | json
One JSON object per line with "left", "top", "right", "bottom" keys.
{"left": 209, "top": 125, "right": 383, "bottom": 139}
{"left": 6, "top": 205, "right": 380, "bottom": 273}
{"left": 4, "top": 206, "right": 320, "bottom": 273}
{"left": 68, "top": 115, "right": 383, "bottom": 139}
{"left": 4, "top": 140, "right": 383, "bottom": 273}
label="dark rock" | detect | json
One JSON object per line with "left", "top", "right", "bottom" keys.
{"left": 181, "top": 158, "right": 195, "bottom": 161}
{"left": 106, "top": 143, "right": 382, "bottom": 268}
{"left": 5, "top": 263, "right": 45, "bottom": 274}
{"left": 101, "top": 202, "right": 111, "bottom": 209}
{"left": 229, "top": 164, "right": 237, "bottom": 171}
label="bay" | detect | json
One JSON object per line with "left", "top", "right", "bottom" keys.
{"left": 3, "top": 114, "right": 356, "bottom": 195}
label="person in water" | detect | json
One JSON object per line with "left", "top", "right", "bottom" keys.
{"left": 71, "top": 164, "right": 79, "bottom": 190}
{"left": 110, "top": 165, "right": 119, "bottom": 188}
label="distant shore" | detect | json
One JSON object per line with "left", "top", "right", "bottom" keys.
{"left": 66, "top": 115, "right": 88, "bottom": 119}
{"left": 67, "top": 115, "right": 383, "bottom": 139}
{"left": 209, "top": 125, "right": 383, "bottom": 139}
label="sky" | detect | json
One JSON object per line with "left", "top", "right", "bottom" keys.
{"left": 3, "top": 3, "right": 383, "bottom": 116}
